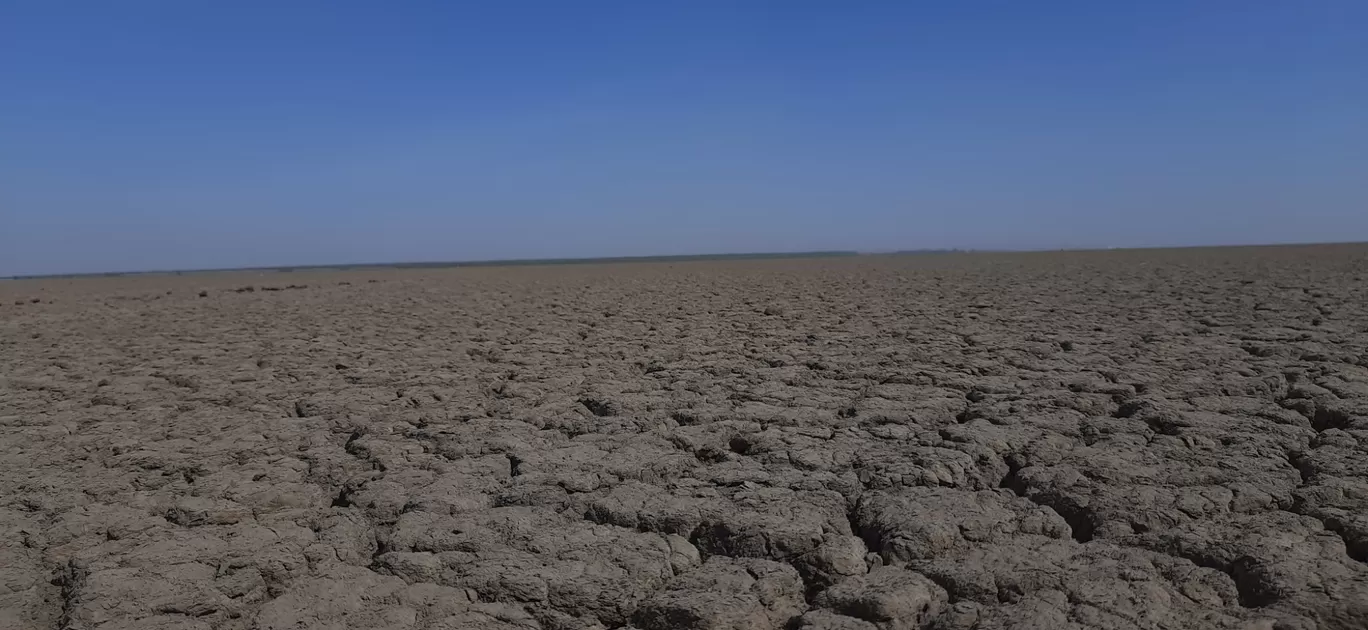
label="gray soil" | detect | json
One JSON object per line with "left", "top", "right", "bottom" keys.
{"left": 3, "top": 244, "right": 1367, "bottom": 630}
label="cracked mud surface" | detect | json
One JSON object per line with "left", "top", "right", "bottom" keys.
{"left": 3, "top": 244, "right": 1368, "bottom": 630}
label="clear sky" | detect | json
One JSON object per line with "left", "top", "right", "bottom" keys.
{"left": 3, "top": 2, "right": 1365, "bottom": 275}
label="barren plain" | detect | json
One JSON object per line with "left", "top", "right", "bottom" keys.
{"left": 3, "top": 245, "right": 1368, "bottom": 630}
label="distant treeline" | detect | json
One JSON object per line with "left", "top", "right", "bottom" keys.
{"left": 891, "top": 249, "right": 969, "bottom": 254}
{"left": 7, "top": 251, "right": 862, "bottom": 280}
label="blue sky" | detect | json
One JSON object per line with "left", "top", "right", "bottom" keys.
{"left": 2, "top": 2, "right": 1365, "bottom": 275}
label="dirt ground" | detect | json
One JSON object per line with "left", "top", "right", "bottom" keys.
{"left": 3, "top": 245, "right": 1368, "bottom": 630}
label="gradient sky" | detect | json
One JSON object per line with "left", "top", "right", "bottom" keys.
{"left": 3, "top": 2, "right": 1366, "bottom": 275}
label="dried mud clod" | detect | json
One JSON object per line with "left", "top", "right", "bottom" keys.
{"left": 2, "top": 244, "right": 1368, "bottom": 630}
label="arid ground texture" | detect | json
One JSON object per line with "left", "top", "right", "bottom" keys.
{"left": 3, "top": 245, "right": 1368, "bottom": 630}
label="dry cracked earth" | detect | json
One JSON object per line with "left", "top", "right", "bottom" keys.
{"left": 3, "top": 245, "right": 1368, "bottom": 630}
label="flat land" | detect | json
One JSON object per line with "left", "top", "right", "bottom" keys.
{"left": 3, "top": 244, "right": 1367, "bottom": 630}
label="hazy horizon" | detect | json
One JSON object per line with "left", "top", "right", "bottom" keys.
{"left": 11, "top": 241, "right": 1368, "bottom": 280}
{"left": 4, "top": 3, "right": 1366, "bottom": 277}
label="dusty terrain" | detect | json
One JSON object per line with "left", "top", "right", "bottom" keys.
{"left": 3, "top": 245, "right": 1368, "bottom": 630}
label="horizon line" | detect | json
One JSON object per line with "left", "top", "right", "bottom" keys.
{"left": 5, "top": 240, "right": 1366, "bottom": 280}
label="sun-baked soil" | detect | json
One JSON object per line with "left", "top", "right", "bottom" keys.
{"left": 3, "top": 245, "right": 1368, "bottom": 630}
